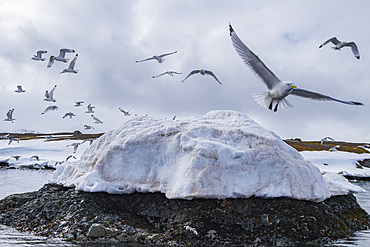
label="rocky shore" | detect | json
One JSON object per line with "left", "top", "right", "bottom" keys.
{"left": 0, "top": 184, "right": 370, "bottom": 246}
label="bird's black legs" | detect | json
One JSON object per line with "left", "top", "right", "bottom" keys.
{"left": 269, "top": 100, "right": 273, "bottom": 110}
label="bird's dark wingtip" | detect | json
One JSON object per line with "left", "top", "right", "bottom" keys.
{"left": 229, "top": 23, "right": 234, "bottom": 36}
{"left": 356, "top": 56, "right": 360, "bottom": 59}
{"left": 353, "top": 101, "right": 364, "bottom": 105}
{"left": 319, "top": 45, "right": 322, "bottom": 48}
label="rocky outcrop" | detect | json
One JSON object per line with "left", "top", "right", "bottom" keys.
{"left": 0, "top": 184, "right": 370, "bottom": 246}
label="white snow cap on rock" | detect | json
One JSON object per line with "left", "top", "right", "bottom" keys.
{"left": 51, "top": 110, "right": 360, "bottom": 201}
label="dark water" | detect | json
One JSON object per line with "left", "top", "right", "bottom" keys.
{"left": 1, "top": 169, "right": 370, "bottom": 246}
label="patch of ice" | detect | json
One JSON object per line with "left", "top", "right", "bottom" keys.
{"left": 51, "top": 110, "right": 338, "bottom": 201}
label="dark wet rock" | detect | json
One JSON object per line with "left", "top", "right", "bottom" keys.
{"left": 0, "top": 183, "right": 370, "bottom": 246}
{"left": 358, "top": 159, "right": 370, "bottom": 168}
{"left": 73, "top": 130, "right": 83, "bottom": 136}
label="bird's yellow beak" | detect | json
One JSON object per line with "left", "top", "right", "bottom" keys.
{"left": 291, "top": 85, "right": 297, "bottom": 88}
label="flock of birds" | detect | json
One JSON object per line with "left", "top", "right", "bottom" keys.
{"left": 4, "top": 48, "right": 134, "bottom": 130}
{"left": 134, "top": 24, "right": 363, "bottom": 113}
{"left": 1, "top": 23, "right": 366, "bottom": 161}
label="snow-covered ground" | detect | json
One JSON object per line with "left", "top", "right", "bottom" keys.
{"left": 0, "top": 137, "right": 91, "bottom": 169}
{"left": 50, "top": 110, "right": 366, "bottom": 201}
{"left": 302, "top": 151, "right": 370, "bottom": 178}
{"left": 2, "top": 111, "right": 369, "bottom": 202}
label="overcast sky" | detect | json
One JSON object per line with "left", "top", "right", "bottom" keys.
{"left": 0, "top": 0, "right": 369, "bottom": 142}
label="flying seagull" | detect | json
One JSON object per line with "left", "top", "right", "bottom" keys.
{"left": 329, "top": 145, "right": 340, "bottom": 152}
{"left": 63, "top": 112, "right": 76, "bottom": 119}
{"left": 47, "top": 48, "right": 75, "bottom": 68}
{"left": 11, "top": 155, "right": 21, "bottom": 161}
{"left": 66, "top": 142, "right": 81, "bottom": 153}
{"left": 44, "top": 85, "right": 57, "bottom": 102}
{"left": 30, "top": 155, "right": 40, "bottom": 161}
{"left": 41, "top": 105, "right": 59, "bottom": 115}
{"left": 135, "top": 51, "right": 177, "bottom": 63}
{"left": 15, "top": 85, "right": 26, "bottom": 93}
{"left": 66, "top": 155, "right": 77, "bottom": 161}
{"left": 60, "top": 54, "right": 79, "bottom": 74}
{"left": 74, "top": 101, "right": 84, "bottom": 107}
{"left": 181, "top": 69, "right": 222, "bottom": 84}
{"left": 91, "top": 115, "right": 103, "bottom": 124}
{"left": 84, "top": 124, "right": 94, "bottom": 130}
{"left": 8, "top": 138, "right": 19, "bottom": 145}
{"left": 32, "top": 50, "right": 47, "bottom": 61}
{"left": 320, "top": 137, "right": 334, "bottom": 145}
{"left": 81, "top": 138, "right": 95, "bottom": 145}
{"left": 119, "top": 108, "right": 131, "bottom": 116}
{"left": 4, "top": 109, "right": 15, "bottom": 123}
{"left": 152, "top": 71, "right": 182, "bottom": 78}
{"left": 85, "top": 103, "right": 95, "bottom": 113}
{"left": 229, "top": 23, "right": 363, "bottom": 112}
{"left": 319, "top": 37, "right": 360, "bottom": 59}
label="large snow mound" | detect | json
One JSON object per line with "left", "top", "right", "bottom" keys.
{"left": 52, "top": 110, "right": 341, "bottom": 201}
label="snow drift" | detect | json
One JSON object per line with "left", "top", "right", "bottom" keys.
{"left": 51, "top": 110, "right": 360, "bottom": 201}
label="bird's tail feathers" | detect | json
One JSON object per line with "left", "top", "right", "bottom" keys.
{"left": 252, "top": 92, "right": 293, "bottom": 111}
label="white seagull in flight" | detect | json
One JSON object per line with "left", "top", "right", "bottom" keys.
{"left": 15, "top": 85, "right": 26, "bottom": 93}
{"left": 44, "top": 85, "right": 57, "bottom": 102}
{"left": 32, "top": 50, "right": 47, "bottom": 61}
{"left": 181, "top": 69, "right": 222, "bottom": 84}
{"left": 4, "top": 109, "right": 15, "bottom": 123}
{"left": 85, "top": 103, "right": 95, "bottom": 113}
{"left": 60, "top": 54, "right": 79, "bottom": 74}
{"left": 47, "top": 48, "right": 75, "bottom": 68}
{"left": 229, "top": 24, "right": 363, "bottom": 112}
{"left": 152, "top": 71, "right": 182, "bottom": 78}
{"left": 135, "top": 51, "right": 177, "bottom": 63}
{"left": 119, "top": 108, "right": 131, "bottom": 116}
{"left": 319, "top": 37, "right": 360, "bottom": 59}
{"left": 74, "top": 101, "right": 84, "bottom": 107}
{"left": 91, "top": 115, "right": 103, "bottom": 124}
{"left": 63, "top": 112, "right": 76, "bottom": 119}
{"left": 84, "top": 124, "right": 94, "bottom": 130}
{"left": 41, "top": 105, "right": 59, "bottom": 115}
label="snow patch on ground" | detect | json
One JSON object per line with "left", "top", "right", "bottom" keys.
{"left": 51, "top": 110, "right": 340, "bottom": 201}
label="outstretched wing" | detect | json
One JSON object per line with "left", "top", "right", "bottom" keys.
{"left": 49, "top": 85, "right": 57, "bottom": 98}
{"left": 47, "top": 56, "right": 55, "bottom": 68}
{"left": 135, "top": 57, "right": 155, "bottom": 63}
{"left": 291, "top": 88, "right": 363, "bottom": 105}
{"left": 229, "top": 24, "right": 281, "bottom": 90}
{"left": 319, "top": 37, "right": 341, "bottom": 48}
{"left": 205, "top": 70, "right": 222, "bottom": 84}
{"left": 58, "top": 48, "right": 75, "bottom": 58}
{"left": 68, "top": 54, "right": 78, "bottom": 69}
{"left": 153, "top": 72, "right": 167, "bottom": 78}
{"left": 345, "top": 42, "right": 360, "bottom": 59}
{"left": 181, "top": 70, "right": 200, "bottom": 83}
{"left": 36, "top": 50, "right": 47, "bottom": 57}
{"left": 159, "top": 50, "right": 177, "bottom": 58}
